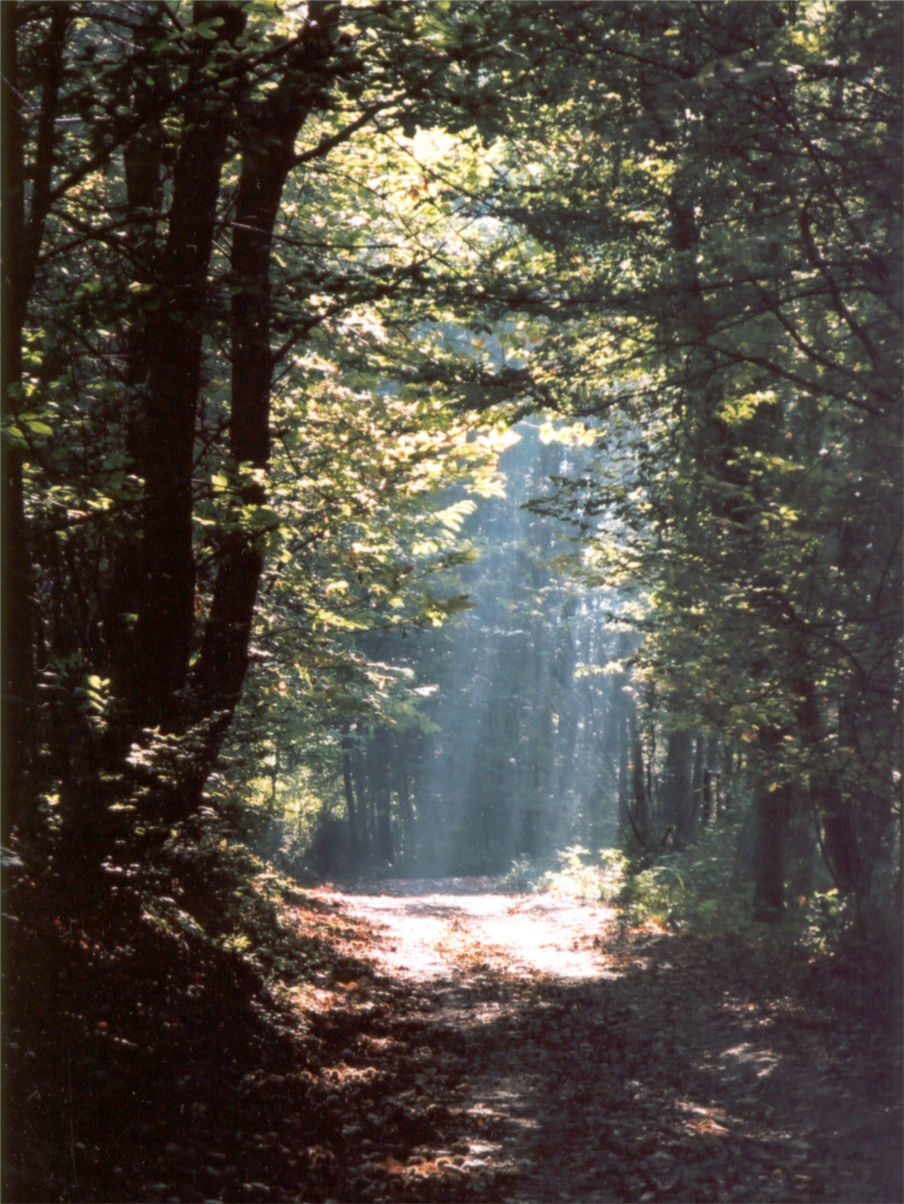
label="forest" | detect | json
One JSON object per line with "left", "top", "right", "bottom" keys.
{"left": 2, "top": 2, "right": 901, "bottom": 1201}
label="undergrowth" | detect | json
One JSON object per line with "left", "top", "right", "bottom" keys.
{"left": 2, "top": 805, "right": 370, "bottom": 1203}
{"left": 150, "top": 808, "right": 326, "bottom": 984}
{"left": 504, "top": 822, "right": 874, "bottom": 957}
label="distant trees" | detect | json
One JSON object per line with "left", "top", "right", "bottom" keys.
{"left": 265, "top": 420, "right": 731, "bottom": 879}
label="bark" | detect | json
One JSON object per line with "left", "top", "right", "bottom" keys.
{"left": 786, "top": 788, "right": 816, "bottom": 902}
{"left": 630, "top": 708, "right": 650, "bottom": 840}
{"left": 752, "top": 732, "right": 788, "bottom": 922}
{"left": 700, "top": 733, "right": 721, "bottom": 827}
{"left": 720, "top": 744, "right": 741, "bottom": 816}
{"left": 131, "top": 3, "right": 247, "bottom": 732}
{"left": 691, "top": 734, "right": 705, "bottom": 834}
{"left": 368, "top": 729, "right": 394, "bottom": 865}
{"left": 701, "top": 766, "right": 714, "bottom": 829}
{"left": 795, "top": 678, "right": 865, "bottom": 897}
{"left": 1, "top": 5, "right": 69, "bottom": 839}
{"left": 821, "top": 803, "right": 862, "bottom": 895}
{"left": 396, "top": 748, "right": 416, "bottom": 862}
{"left": 341, "top": 733, "right": 360, "bottom": 862}
{"left": 617, "top": 704, "right": 630, "bottom": 841}
{"left": 105, "top": 4, "right": 169, "bottom": 707}
{"left": 661, "top": 728, "right": 694, "bottom": 849}
{"left": 352, "top": 751, "right": 373, "bottom": 858}
{"left": 187, "top": 8, "right": 340, "bottom": 800}
{"left": 752, "top": 786, "right": 788, "bottom": 922}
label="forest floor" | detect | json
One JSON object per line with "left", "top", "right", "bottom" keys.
{"left": 4, "top": 873, "right": 902, "bottom": 1203}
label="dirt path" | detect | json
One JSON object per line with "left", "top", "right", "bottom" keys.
{"left": 7, "top": 871, "right": 900, "bottom": 1202}
{"left": 289, "top": 878, "right": 902, "bottom": 1203}
{"left": 336, "top": 877, "right": 618, "bottom": 981}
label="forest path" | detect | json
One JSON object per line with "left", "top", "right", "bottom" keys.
{"left": 333, "top": 876, "right": 618, "bottom": 982}
{"left": 290, "top": 878, "right": 901, "bottom": 1203}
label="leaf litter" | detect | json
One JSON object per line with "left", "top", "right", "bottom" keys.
{"left": 4, "top": 874, "right": 901, "bottom": 1202}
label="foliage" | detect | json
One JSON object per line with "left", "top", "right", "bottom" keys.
{"left": 509, "top": 821, "right": 841, "bottom": 939}
{"left": 5, "top": 8, "right": 901, "bottom": 1199}
{"left": 2, "top": 0, "right": 533, "bottom": 879}
{"left": 539, "top": 845, "right": 630, "bottom": 902}
{"left": 467, "top": 0, "right": 902, "bottom": 922}
{"left": 3, "top": 0, "right": 899, "bottom": 968}
{"left": 617, "top": 820, "right": 755, "bottom": 934}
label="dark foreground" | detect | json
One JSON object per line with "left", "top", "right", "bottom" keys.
{"left": 4, "top": 875, "right": 901, "bottom": 1202}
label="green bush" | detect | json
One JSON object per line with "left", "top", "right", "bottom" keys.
{"left": 503, "top": 846, "right": 630, "bottom": 901}
{"left": 539, "top": 845, "right": 629, "bottom": 901}
{"left": 617, "top": 820, "right": 751, "bottom": 933}
{"left": 503, "top": 854, "right": 539, "bottom": 892}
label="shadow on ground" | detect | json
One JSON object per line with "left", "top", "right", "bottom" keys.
{"left": 4, "top": 876, "right": 901, "bottom": 1203}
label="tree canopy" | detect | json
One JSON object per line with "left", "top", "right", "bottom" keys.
{"left": 2, "top": 0, "right": 900, "bottom": 932}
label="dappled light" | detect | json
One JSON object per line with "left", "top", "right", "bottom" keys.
{"left": 322, "top": 878, "right": 618, "bottom": 981}
{"left": 275, "top": 880, "right": 901, "bottom": 1202}
{"left": 4, "top": 2, "right": 901, "bottom": 1200}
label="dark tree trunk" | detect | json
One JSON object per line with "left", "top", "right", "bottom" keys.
{"left": 368, "top": 729, "right": 394, "bottom": 865}
{"left": 822, "top": 803, "right": 862, "bottom": 895}
{"left": 795, "top": 678, "right": 865, "bottom": 897}
{"left": 188, "top": 130, "right": 288, "bottom": 725}
{"left": 701, "top": 766, "right": 714, "bottom": 829}
{"left": 692, "top": 733, "right": 705, "bottom": 833}
{"left": 395, "top": 746, "right": 416, "bottom": 862}
{"left": 821, "top": 694, "right": 865, "bottom": 895}
{"left": 752, "top": 786, "right": 788, "bottom": 922}
{"left": 630, "top": 707, "right": 650, "bottom": 843}
{"left": 617, "top": 703, "right": 630, "bottom": 842}
{"left": 752, "top": 732, "right": 788, "bottom": 922}
{"left": 1, "top": 4, "right": 69, "bottom": 841}
{"left": 786, "top": 788, "right": 816, "bottom": 903}
{"left": 661, "top": 728, "right": 694, "bottom": 849}
{"left": 104, "top": 4, "right": 169, "bottom": 714}
{"left": 720, "top": 744, "right": 741, "bottom": 816}
{"left": 700, "top": 733, "right": 720, "bottom": 828}
{"left": 185, "top": 12, "right": 340, "bottom": 814}
{"left": 341, "top": 732, "right": 360, "bottom": 862}
{"left": 350, "top": 749, "right": 372, "bottom": 859}
{"left": 130, "top": 3, "right": 247, "bottom": 733}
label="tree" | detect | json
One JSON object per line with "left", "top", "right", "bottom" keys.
{"left": 452, "top": 0, "right": 902, "bottom": 920}
{"left": 1, "top": 1, "right": 70, "bottom": 843}
{"left": 5, "top": 1, "right": 899, "bottom": 933}
{"left": 1, "top": 0, "right": 543, "bottom": 875}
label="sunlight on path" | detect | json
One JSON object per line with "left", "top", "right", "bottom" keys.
{"left": 320, "top": 878, "right": 617, "bottom": 982}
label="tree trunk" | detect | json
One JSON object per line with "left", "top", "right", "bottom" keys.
{"left": 617, "top": 703, "right": 630, "bottom": 843}
{"left": 1, "top": 4, "right": 70, "bottom": 841}
{"left": 630, "top": 707, "right": 650, "bottom": 843}
{"left": 341, "top": 732, "right": 360, "bottom": 862}
{"left": 661, "top": 728, "right": 694, "bottom": 849}
{"left": 130, "top": 3, "right": 247, "bottom": 734}
{"left": 395, "top": 744, "right": 416, "bottom": 863}
{"left": 368, "top": 729, "right": 394, "bottom": 865}
{"left": 184, "top": 11, "right": 339, "bottom": 814}
{"left": 700, "top": 733, "right": 720, "bottom": 828}
{"left": 692, "top": 733, "right": 705, "bottom": 833}
{"left": 752, "top": 786, "right": 788, "bottom": 922}
{"left": 752, "top": 733, "right": 788, "bottom": 921}
{"left": 351, "top": 748, "right": 372, "bottom": 860}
